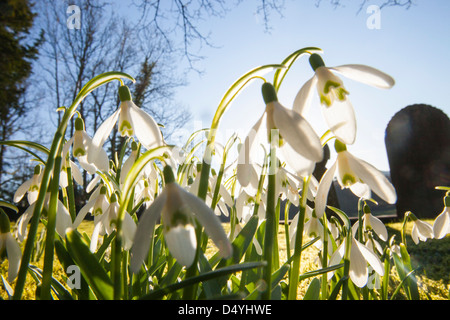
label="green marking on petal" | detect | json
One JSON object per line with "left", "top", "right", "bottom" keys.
{"left": 119, "top": 120, "right": 133, "bottom": 136}
{"left": 342, "top": 173, "right": 356, "bottom": 186}
{"left": 73, "top": 148, "right": 86, "bottom": 157}
{"left": 320, "top": 94, "right": 331, "bottom": 107}
{"left": 323, "top": 80, "right": 341, "bottom": 94}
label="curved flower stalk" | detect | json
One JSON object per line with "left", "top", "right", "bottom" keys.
{"left": 89, "top": 85, "right": 164, "bottom": 162}
{"left": 433, "top": 196, "right": 450, "bottom": 239}
{"left": 0, "top": 209, "right": 22, "bottom": 282}
{"left": 130, "top": 165, "right": 232, "bottom": 273}
{"left": 329, "top": 232, "right": 385, "bottom": 288}
{"left": 294, "top": 54, "right": 395, "bottom": 145}
{"left": 237, "top": 82, "right": 323, "bottom": 188}
{"left": 315, "top": 140, "right": 397, "bottom": 218}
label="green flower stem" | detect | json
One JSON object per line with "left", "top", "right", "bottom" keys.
{"left": 288, "top": 175, "right": 311, "bottom": 300}
{"left": 321, "top": 214, "right": 329, "bottom": 300}
{"left": 341, "top": 231, "right": 352, "bottom": 300}
{"left": 66, "top": 165, "right": 77, "bottom": 222}
{"left": 262, "top": 145, "right": 277, "bottom": 300}
{"left": 40, "top": 154, "right": 63, "bottom": 300}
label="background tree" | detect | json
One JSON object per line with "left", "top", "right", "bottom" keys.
{"left": 0, "top": 0, "right": 42, "bottom": 200}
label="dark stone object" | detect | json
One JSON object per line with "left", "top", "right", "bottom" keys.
{"left": 385, "top": 104, "right": 450, "bottom": 219}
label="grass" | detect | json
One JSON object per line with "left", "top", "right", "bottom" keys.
{"left": 1, "top": 219, "right": 449, "bottom": 300}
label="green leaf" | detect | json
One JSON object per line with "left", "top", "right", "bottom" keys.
{"left": 327, "top": 206, "right": 351, "bottom": 232}
{"left": 303, "top": 278, "right": 321, "bottom": 300}
{"left": 65, "top": 228, "right": 113, "bottom": 300}
{"left": 140, "top": 261, "right": 267, "bottom": 300}
{"left": 27, "top": 265, "right": 74, "bottom": 300}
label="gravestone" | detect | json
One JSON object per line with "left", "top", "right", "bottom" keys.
{"left": 385, "top": 104, "right": 450, "bottom": 219}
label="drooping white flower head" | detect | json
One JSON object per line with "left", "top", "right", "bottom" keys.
{"left": 329, "top": 235, "right": 385, "bottom": 288}
{"left": 130, "top": 165, "right": 232, "bottom": 273}
{"left": 352, "top": 205, "right": 388, "bottom": 242}
{"left": 315, "top": 140, "right": 397, "bottom": 218}
{"left": 409, "top": 212, "right": 434, "bottom": 244}
{"left": 89, "top": 85, "right": 164, "bottom": 160}
{"left": 0, "top": 209, "right": 22, "bottom": 282}
{"left": 433, "top": 196, "right": 450, "bottom": 239}
{"left": 64, "top": 116, "right": 110, "bottom": 175}
{"left": 237, "top": 82, "right": 323, "bottom": 188}
{"left": 14, "top": 165, "right": 42, "bottom": 205}
{"left": 294, "top": 54, "right": 395, "bottom": 145}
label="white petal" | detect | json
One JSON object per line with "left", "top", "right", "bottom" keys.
{"left": 73, "top": 197, "right": 95, "bottom": 228}
{"left": 369, "top": 214, "right": 388, "bottom": 241}
{"left": 178, "top": 185, "right": 232, "bottom": 259}
{"left": 414, "top": 219, "right": 434, "bottom": 240}
{"left": 272, "top": 102, "right": 323, "bottom": 162}
{"left": 315, "top": 161, "right": 337, "bottom": 218}
{"left": 350, "top": 238, "right": 368, "bottom": 288}
{"left": 349, "top": 182, "right": 371, "bottom": 200}
{"left": 321, "top": 99, "right": 356, "bottom": 145}
{"left": 433, "top": 209, "right": 450, "bottom": 239}
{"left": 91, "top": 109, "right": 120, "bottom": 148}
{"left": 345, "top": 152, "right": 397, "bottom": 204}
{"left": 331, "top": 64, "right": 395, "bottom": 89}
{"left": 293, "top": 76, "right": 317, "bottom": 116}
{"left": 86, "top": 175, "right": 101, "bottom": 194}
{"left": 70, "top": 160, "right": 84, "bottom": 186}
{"left": 56, "top": 200, "right": 73, "bottom": 236}
{"left": 164, "top": 224, "right": 197, "bottom": 267}
{"left": 5, "top": 234, "right": 22, "bottom": 282}
{"left": 14, "top": 179, "right": 32, "bottom": 203}
{"left": 130, "top": 190, "right": 167, "bottom": 273}
{"left": 128, "top": 101, "right": 164, "bottom": 150}
{"left": 355, "top": 239, "right": 384, "bottom": 276}
{"left": 237, "top": 114, "right": 265, "bottom": 187}
{"left": 122, "top": 212, "right": 137, "bottom": 251}
{"left": 279, "top": 141, "right": 316, "bottom": 177}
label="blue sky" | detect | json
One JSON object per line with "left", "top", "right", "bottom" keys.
{"left": 171, "top": 0, "right": 450, "bottom": 172}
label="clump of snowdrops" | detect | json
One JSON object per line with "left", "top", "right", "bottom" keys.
{"left": 1, "top": 47, "right": 449, "bottom": 300}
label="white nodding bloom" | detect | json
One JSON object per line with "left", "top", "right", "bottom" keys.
{"left": 410, "top": 214, "right": 434, "bottom": 244}
{"left": 14, "top": 165, "right": 42, "bottom": 205}
{"left": 293, "top": 54, "right": 395, "bottom": 145}
{"left": 237, "top": 82, "right": 322, "bottom": 188}
{"left": 130, "top": 166, "right": 232, "bottom": 273}
{"left": 0, "top": 210, "right": 22, "bottom": 282}
{"left": 329, "top": 236, "right": 385, "bottom": 288}
{"left": 352, "top": 206, "right": 388, "bottom": 242}
{"left": 315, "top": 140, "right": 397, "bottom": 218}
{"left": 433, "top": 197, "right": 450, "bottom": 239}
{"left": 89, "top": 85, "right": 164, "bottom": 160}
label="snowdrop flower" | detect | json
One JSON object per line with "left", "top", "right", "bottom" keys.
{"left": 315, "top": 140, "right": 397, "bottom": 218}
{"left": 408, "top": 212, "right": 434, "bottom": 244}
{"left": 89, "top": 85, "right": 164, "bottom": 157}
{"left": 73, "top": 185, "right": 110, "bottom": 228}
{"left": 90, "top": 192, "right": 136, "bottom": 252}
{"left": 329, "top": 234, "right": 385, "bottom": 288}
{"left": 433, "top": 196, "right": 450, "bottom": 239}
{"left": 130, "top": 166, "right": 232, "bottom": 272}
{"left": 64, "top": 117, "right": 109, "bottom": 174}
{"left": 14, "top": 165, "right": 42, "bottom": 205}
{"left": 16, "top": 194, "right": 72, "bottom": 242}
{"left": 237, "top": 82, "right": 322, "bottom": 187}
{"left": 352, "top": 205, "right": 388, "bottom": 242}
{"left": 0, "top": 209, "right": 22, "bottom": 282}
{"left": 294, "top": 54, "right": 395, "bottom": 145}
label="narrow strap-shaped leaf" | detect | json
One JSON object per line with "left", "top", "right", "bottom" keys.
{"left": 303, "top": 277, "right": 321, "bottom": 300}
{"left": 139, "top": 261, "right": 267, "bottom": 300}
{"left": 65, "top": 229, "right": 113, "bottom": 300}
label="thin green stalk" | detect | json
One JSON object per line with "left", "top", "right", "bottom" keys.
{"left": 262, "top": 146, "right": 277, "bottom": 300}
{"left": 66, "top": 165, "right": 77, "bottom": 222}
{"left": 288, "top": 176, "right": 311, "bottom": 300}
{"left": 320, "top": 213, "right": 329, "bottom": 300}
{"left": 341, "top": 233, "right": 352, "bottom": 300}
{"left": 40, "top": 155, "right": 63, "bottom": 300}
